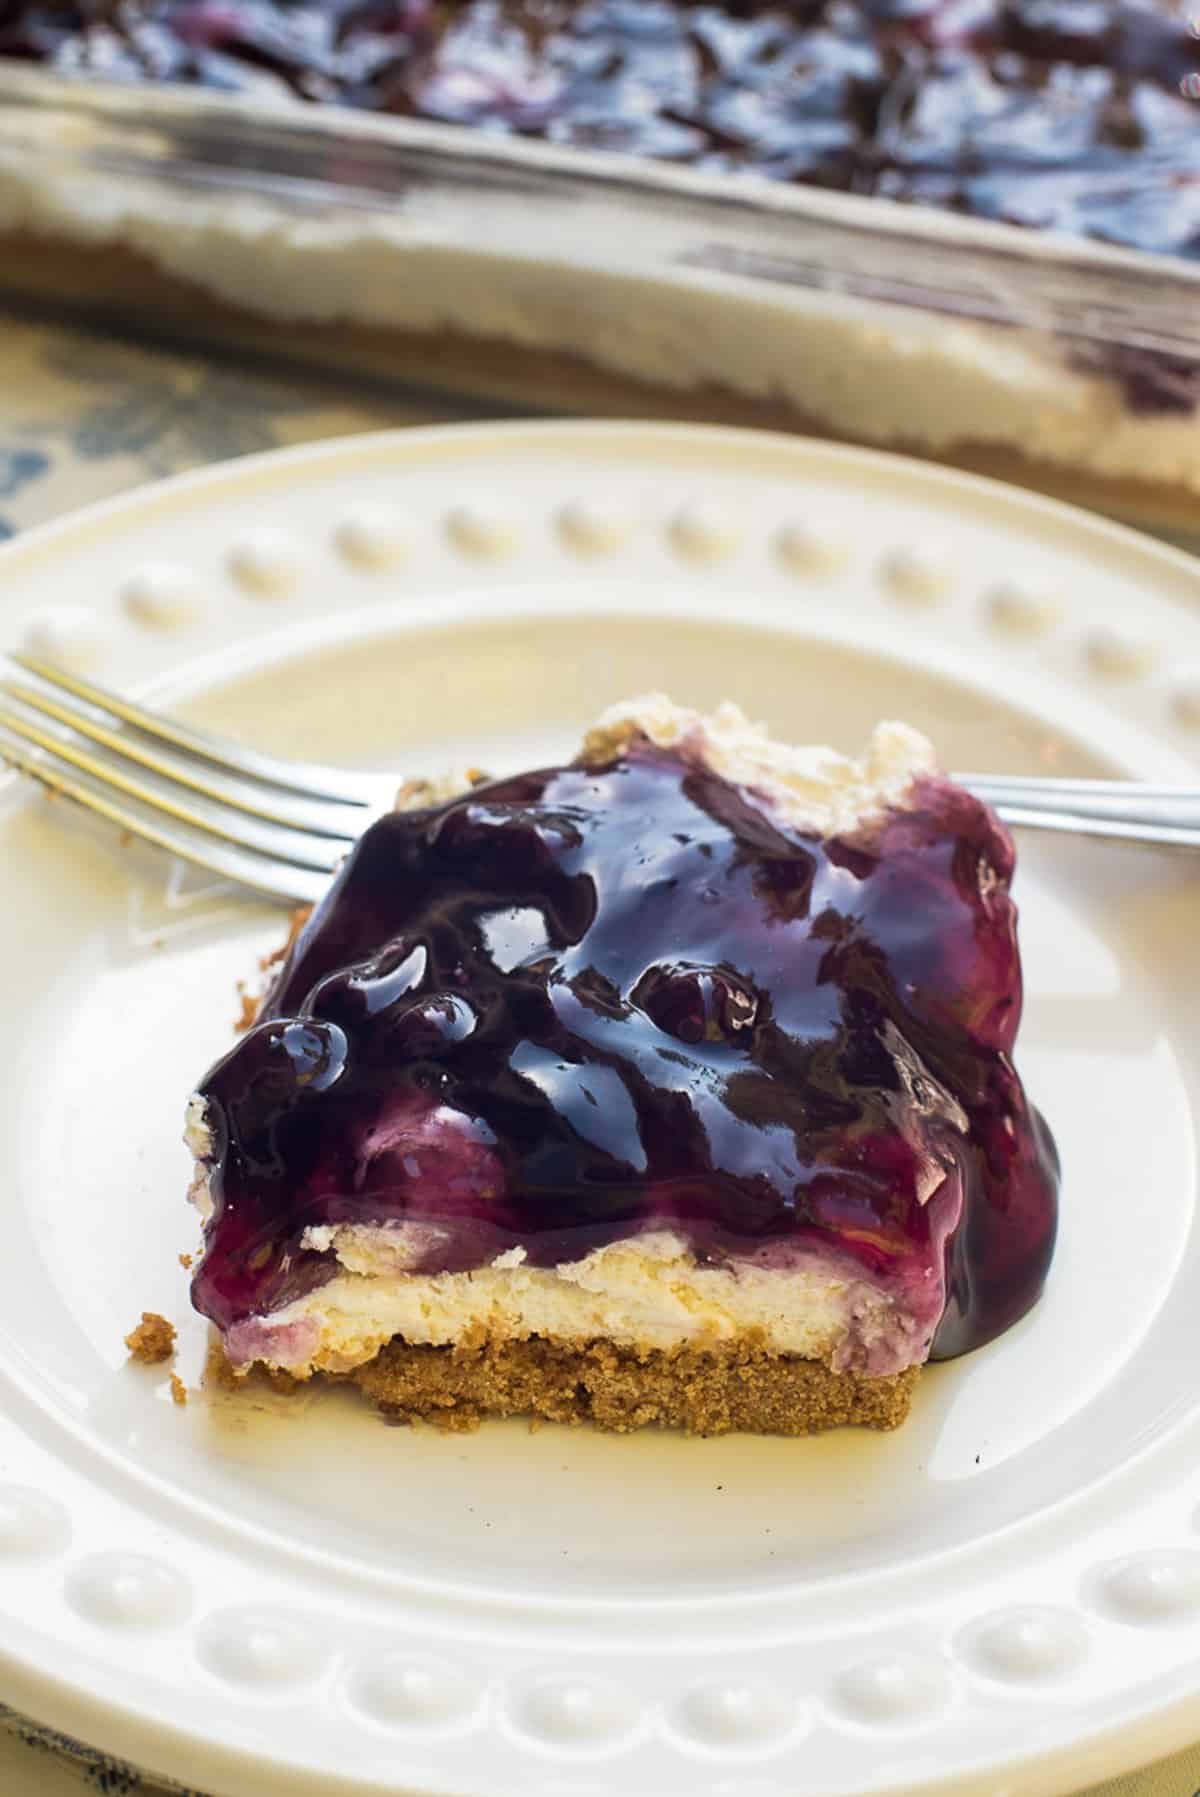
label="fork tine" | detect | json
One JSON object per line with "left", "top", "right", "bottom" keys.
{"left": 3, "top": 677, "right": 362, "bottom": 842}
{"left": 0, "top": 726, "right": 329, "bottom": 907}
{"left": 10, "top": 653, "right": 378, "bottom": 808}
{"left": 0, "top": 702, "right": 344, "bottom": 875}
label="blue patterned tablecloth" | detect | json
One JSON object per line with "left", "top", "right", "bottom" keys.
{"left": 0, "top": 309, "right": 498, "bottom": 540}
{"left": 0, "top": 300, "right": 1196, "bottom": 1797}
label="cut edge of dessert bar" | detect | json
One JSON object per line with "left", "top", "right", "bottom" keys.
{"left": 185, "top": 696, "right": 1056, "bottom": 1436}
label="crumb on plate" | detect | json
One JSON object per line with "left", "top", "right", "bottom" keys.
{"left": 236, "top": 905, "right": 313, "bottom": 1032}
{"left": 234, "top": 982, "right": 259, "bottom": 1033}
{"left": 258, "top": 905, "right": 313, "bottom": 975}
{"left": 125, "top": 1311, "right": 176, "bottom": 1365}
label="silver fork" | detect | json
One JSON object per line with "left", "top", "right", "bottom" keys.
{"left": 1, "top": 652, "right": 1198, "bottom": 907}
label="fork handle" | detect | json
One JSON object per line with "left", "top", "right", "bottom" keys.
{"left": 964, "top": 774, "right": 1200, "bottom": 824}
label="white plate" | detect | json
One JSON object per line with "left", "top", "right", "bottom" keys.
{"left": 0, "top": 421, "right": 1198, "bottom": 1797}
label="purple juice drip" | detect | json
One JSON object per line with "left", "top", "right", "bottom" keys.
{"left": 192, "top": 741, "right": 1058, "bottom": 1361}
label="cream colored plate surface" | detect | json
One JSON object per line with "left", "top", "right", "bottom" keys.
{"left": 0, "top": 422, "right": 1198, "bottom": 1797}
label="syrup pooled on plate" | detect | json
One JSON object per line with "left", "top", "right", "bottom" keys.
{"left": 192, "top": 730, "right": 1059, "bottom": 1366}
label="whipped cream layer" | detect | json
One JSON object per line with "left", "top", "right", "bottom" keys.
{"left": 222, "top": 1227, "right": 934, "bottom": 1379}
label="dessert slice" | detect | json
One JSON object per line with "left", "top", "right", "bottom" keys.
{"left": 185, "top": 697, "right": 1058, "bottom": 1434}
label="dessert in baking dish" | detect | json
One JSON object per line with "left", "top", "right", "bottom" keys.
{"left": 3, "top": 0, "right": 1196, "bottom": 260}
{"left": 0, "top": 1, "right": 1197, "bottom": 521}
{"left": 185, "top": 698, "right": 1059, "bottom": 1433}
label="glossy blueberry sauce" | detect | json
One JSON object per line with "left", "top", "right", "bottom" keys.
{"left": 192, "top": 739, "right": 1059, "bottom": 1364}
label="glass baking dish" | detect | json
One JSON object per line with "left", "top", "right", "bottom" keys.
{"left": 0, "top": 65, "right": 1196, "bottom": 533}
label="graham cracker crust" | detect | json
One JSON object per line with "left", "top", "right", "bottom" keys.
{"left": 345, "top": 1335, "right": 920, "bottom": 1435}
{"left": 1, "top": 230, "right": 1195, "bottom": 535}
{"left": 124, "top": 1310, "right": 177, "bottom": 1364}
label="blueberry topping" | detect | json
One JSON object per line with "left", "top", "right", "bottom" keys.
{"left": 635, "top": 961, "right": 759, "bottom": 1043}
{"left": 191, "top": 737, "right": 1058, "bottom": 1362}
